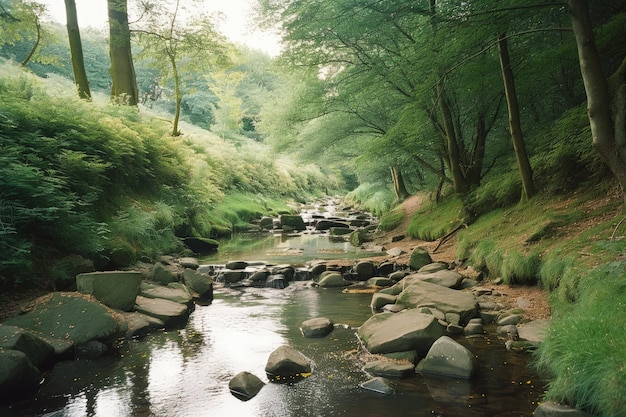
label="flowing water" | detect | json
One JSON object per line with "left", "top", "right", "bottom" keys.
{"left": 3, "top": 285, "right": 546, "bottom": 417}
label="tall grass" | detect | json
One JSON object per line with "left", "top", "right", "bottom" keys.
{"left": 407, "top": 195, "right": 463, "bottom": 241}
{"left": 345, "top": 182, "right": 395, "bottom": 215}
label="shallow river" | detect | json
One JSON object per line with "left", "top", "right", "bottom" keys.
{"left": 4, "top": 284, "right": 546, "bottom": 417}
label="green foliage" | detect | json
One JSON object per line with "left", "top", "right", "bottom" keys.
{"left": 500, "top": 250, "right": 540, "bottom": 285}
{"left": 345, "top": 183, "right": 395, "bottom": 216}
{"left": 535, "top": 262, "right": 626, "bottom": 417}
{"left": 378, "top": 206, "right": 405, "bottom": 232}
{"left": 407, "top": 196, "right": 464, "bottom": 241}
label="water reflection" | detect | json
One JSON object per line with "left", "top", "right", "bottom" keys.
{"left": 4, "top": 286, "right": 546, "bottom": 417}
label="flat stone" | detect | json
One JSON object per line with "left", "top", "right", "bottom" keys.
{"left": 359, "top": 377, "right": 396, "bottom": 395}
{"left": 76, "top": 271, "right": 143, "bottom": 312}
{"left": 134, "top": 296, "right": 189, "bottom": 328}
{"left": 300, "top": 317, "right": 334, "bottom": 338}
{"left": 534, "top": 401, "right": 595, "bottom": 417}
{"left": 362, "top": 360, "right": 415, "bottom": 378}
{"left": 140, "top": 282, "right": 193, "bottom": 305}
{"left": 518, "top": 319, "right": 550, "bottom": 343}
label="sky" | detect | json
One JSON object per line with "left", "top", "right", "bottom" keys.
{"left": 38, "top": 0, "right": 282, "bottom": 56}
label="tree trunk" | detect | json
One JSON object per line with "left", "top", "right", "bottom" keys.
{"left": 569, "top": 0, "right": 626, "bottom": 206}
{"left": 170, "top": 53, "right": 182, "bottom": 136}
{"left": 108, "top": 0, "right": 138, "bottom": 105}
{"left": 498, "top": 33, "right": 535, "bottom": 201}
{"left": 64, "top": 0, "right": 91, "bottom": 100}
{"left": 390, "top": 166, "right": 410, "bottom": 201}
{"left": 20, "top": 13, "right": 41, "bottom": 66}
{"left": 438, "top": 82, "right": 469, "bottom": 195}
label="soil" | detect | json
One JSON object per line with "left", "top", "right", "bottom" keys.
{"left": 0, "top": 194, "right": 552, "bottom": 323}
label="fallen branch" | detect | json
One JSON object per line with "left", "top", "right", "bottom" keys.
{"left": 433, "top": 223, "right": 468, "bottom": 253}
{"left": 610, "top": 214, "right": 626, "bottom": 240}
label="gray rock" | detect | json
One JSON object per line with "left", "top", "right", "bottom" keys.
{"left": 267, "top": 274, "right": 288, "bottom": 289}
{"left": 362, "top": 360, "right": 415, "bottom": 378}
{"left": 317, "top": 272, "right": 348, "bottom": 287}
{"left": 140, "top": 281, "right": 193, "bottom": 305}
{"left": 178, "top": 257, "right": 199, "bottom": 269}
{"left": 225, "top": 260, "right": 248, "bottom": 270}
{"left": 359, "top": 377, "right": 396, "bottom": 395}
{"left": 219, "top": 270, "right": 245, "bottom": 284}
{"left": 151, "top": 262, "right": 178, "bottom": 285}
{"left": 386, "top": 247, "right": 404, "bottom": 257}
{"left": 300, "top": 317, "right": 334, "bottom": 338}
{"left": 367, "top": 277, "right": 393, "bottom": 287}
{"left": 279, "top": 215, "right": 306, "bottom": 231}
{"left": 229, "top": 371, "right": 265, "bottom": 401}
{"left": 518, "top": 319, "right": 550, "bottom": 343}
{"left": 418, "top": 262, "right": 448, "bottom": 273}
{"left": 315, "top": 219, "right": 348, "bottom": 231}
{"left": 75, "top": 340, "right": 108, "bottom": 358}
{"left": 396, "top": 279, "right": 479, "bottom": 325}
{"left": 0, "top": 349, "right": 41, "bottom": 402}
{"left": 357, "top": 310, "right": 446, "bottom": 355}
{"left": 417, "top": 336, "right": 478, "bottom": 379}
{"left": 463, "top": 323, "right": 484, "bottom": 336}
{"left": 120, "top": 311, "right": 164, "bottom": 338}
{"left": 76, "top": 271, "right": 143, "bottom": 312}
{"left": 408, "top": 247, "right": 433, "bottom": 270}
{"left": 0, "top": 325, "right": 55, "bottom": 371}
{"left": 182, "top": 268, "right": 213, "bottom": 300}
{"left": 370, "top": 293, "right": 397, "bottom": 311}
{"left": 265, "top": 345, "right": 311, "bottom": 381}
{"left": 382, "top": 350, "right": 418, "bottom": 364}
{"left": 355, "top": 261, "right": 376, "bottom": 280}
{"left": 534, "top": 401, "right": 595, "bottom": 417}
{"left": 259, "top": 216, "right": 274, "bottom": 230}
{"left": 382, "top": 304, "right": 406, "bottom": 313}
{"left": 497, "top": 325, "right": 519, "bottom": 339}
{"left": 134, "top": 296, "right": 189, "bottom": 328}
{"left": 414, "top": 270, "right": 464, "bottom": 289}
{"left": 497, "top": 314, "right": 523, "bottom": 326}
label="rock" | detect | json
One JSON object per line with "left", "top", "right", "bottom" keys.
{"left": 377, "top": 262, "right": 395, "bottom": 276}
{"left": 386, "top": 247, "right": 404, "bottom": 257}
{"left": 315, "top": 219, "right": 349, "bottom": 231}
{"left": 120, "top": 311, "right": 164, "bottom": 338}
{"left": 355, "top": 261, "right": 376, "bottom": 280}
{"left": 249, "top": 270, "right": 270, "bottom": 283}
{"left": 413, "top": 270, "right": 464, "bottom": 289}
{"left": 259, "top": 216, "right": 274, "bottom": 230}
{"left": 317, "top": 272, "right": 349, "bottom": 287}
{"left": 182, "top": 268, "right": 213, "bottom": 301}
{"left": 395, "top": 279, "right": 479, "bottom": 325}
{"left": 366, "top": 277, "right": 393, "bottom": 287}
{"left": 267, "top": 274, "right": 288, "bottom": 289}
{"left": 408, "top": 247, "right": 433, "bottom": 270}
{"left": 534, "top": 401, "right": 596, "bottom": 417}
{"left": 362, "top": 361, "right": 415, "bottom": 378}
{"left": 279, "top": 215, "right": 306, "bottom": 231}
{"left": 329, "top": 227, "right": 353, "bottom": 236}
{"left": 0, "top": 325, "right": 55, "bottom": 371}
{"left": 463, "top": 322, "right": 484, "bottom": 336}
{"left": 417, "top": 336, "right": 478, "bottom": 379}
{"left": 388, "top": 270, "right": 408, "bottom": 282}
{"left": 229, "top": 371, "right": 266, "bottom": 401}
{"left": 300, "top": 317, "right": 334, "bottom": 338}
{"left": 134, "top": 296, "right": 189, "bottom": 328}
{"left": 4, "top": 293, "right": 125, "bottom": 345}
{"left": 382, "top": 304, "right": 406, "bottom": 313}
{"left": 76, "top": 271, "right": 143, "bottom": 312}
{"left": 0, "top": 349, "right": 42, "bottom": 403}
{"left": 140, "top": 281, "right": 193, "bottom": 305}
{"left": 225, "top": 260, "right": 248, "bottom": 270}
{"left": 497, "top": 325, "right": 519, "bottom": 340}
{"left": 309, "top": 262, "right": 327, "bottom": 279}
{"left": 178, "top": 257, "right": 199, "bottom": 269}
{"left": 497, "top": 314, "right": 524, "bottom": 326}
{"left": 418, "top": 262, "right": 448, "bottom": 273}
{"left": 265, "top": 345, "right": 312, "bottom": 382}
{"left": 370, "top": 293, "right": 397, "bottom": 311}
{"left": 151, "top": 263, "right": 178, "bottom": 285}
{"left": 359, "top": 377, "right": 396, "bottom": 395}
{"left": 182, "top": 237, "right": 218, "bottom": 254}
{"left": 219, "top": 270, "right": 245, "bottom": 284}
{"left": 382, "top": 350, "right": 418, "bottom": 363}
{"left": 75, "top": 340, "right": 108, "bottom": 358}
{"left": 357, "top": 310, "right": 446, "bottom": 355}
{"left": 517, "top": 319, "right": 550, "bottom": 343}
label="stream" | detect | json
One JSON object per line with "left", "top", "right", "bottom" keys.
{"left": 2, "top": 200, "right": 548, "bottom": 417}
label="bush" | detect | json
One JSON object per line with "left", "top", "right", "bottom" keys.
{"left": 378, "top": 206, "right": 405, "bottom": 232}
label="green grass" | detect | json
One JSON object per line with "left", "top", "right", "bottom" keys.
{"left": 407, "top": 195, "right": 464, "bottom": 241}
{"left": 378, "top": 205, "right": 405, "bottom": 232}
{"left": 345, "top": 182, "right": 395, "bottom": 216}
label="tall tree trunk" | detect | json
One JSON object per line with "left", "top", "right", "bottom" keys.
{"left": 20, "top": 13, "right": 41, "bottom": 66}
{"left": 498, "top": 33, "right": 535, "bottom": 201}
{"left": 170, "top": 53, "right": 182, "bottom": 136}
{"left": 438, "top": 82, "right": 469, "bottom": 195}
{"left": 569, "top": 0, "right": 626, "bottom": 206}
{"left": 390, "top": 166, "right": 410, "bottom": 201}
{"left": 64, "top": 0, "right": 91, "bottom": 100}
{"left": 108, "top": 0, "right": 138, "bottom": 105}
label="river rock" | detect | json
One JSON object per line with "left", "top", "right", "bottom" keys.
{"left": 357, "top": 310, "right": 446, "bottom": 355}
{"left": 4, "top": 293, "right": 125, "bottom": 345}
{"left": 178, "top": 257, "right": 199, "bottom": 269}
{"left": 362, "top": 360, "right": 415, "bottom": 378}
{"left": 76, "top": 271, "right": 143, "bottom": 311}
{"left": 413, "top": 270, "right": 464, "bottom": 289}
{"left": 370, "top": 293, "right": 397, "bottom": 311}
{"left": 229, "top": 371, "right": 266, "bottom": 401}
{"left": 0, "top": 349, "right": 42, "bottom": 403}
{"left": 300, "top": 317, "right": 334, "bottom": 338}
{"left": 279, "top": 215, "right": 306, "bottom": 231}
{"left": 120, "top": 311, "right": 164, "bottom": 338}
{"left": 219, "top": 270, "right": 245, "bottom": 284}
{"left": 182, "top": 268, "right": 213, "bottom": 301}
{"left": 355, "top": 261, "right": 376, "bottom": 280}
{"left": 140, "top": 281, "right": 193, "bottom": 305}
{"left": 367, "top": 277, "right": 393, "bottom": 288}
{"left": 151, "top": 262, "right": 179, "bottom": 285}
{"left": 134, "top": 296, "right": 189, "bottom": 328}
{"left": 416, "top": 335, "right": 478, "bottom": 379}
{"left": 518, "top": 319, "right": 550, "bottom": 343}
{"left": 259, "top": 216, "right": 274, "bottom": 230}
{"left": 408, "top": 247, "right": 433, "bottom": 270}
{"left": 182, "top": 237, "right": 219, "bottom": 254}
{"left": 309, "top": 262, "right": 327, "bottom": 279}
{"left": 315, "top": 219, "right": 349, "bottom": 231}
{"left": 317, "top": 272, "right": 348, "bottom": 287}
{"left": 534, "top": 401, "right": 596, "bottom": 417}
{"left": 395, "top": 279, "right": 479, "bottom": 325}
{"left": 265, "top": 345, "right": 312, "bottom": 381}
{"left": 359, "top": 376, "right": 396, "bottom": 395}
{"left": 0, "top": 325, "right": 55, "bottom": 371}
{"left": 418, "top": 262, "right": 448, "bottom": 273}
{"left": 497, "top": 313, "right": 523, "bottom": 326}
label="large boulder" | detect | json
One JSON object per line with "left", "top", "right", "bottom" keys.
{"left": 0, "top": 349, "right": 42, "bottom": 403}
{"left": 357, "top": 310, "right": 446, "bottom": 355}
{"left": 362, "top": 361, "right": 415, "bottom": 378}
{"left": 4, "top": 293, "right": 125, "bottom": 345}
{"left": 300, "top": 317, "right": 334, "bottom": 338}
{"left": 416, "top": 336, "right": 478, "bottom": 379}
{"left": 151, "top": 263, "right": 179, "bottom": 285}
{"left": 412, "top": 270, "right": 464, "bottom": 289}
{"left": 0, "top": 325, "right": 55, "bottom": 370}
{"left": 229, "top": 371, "right": 265, "bottom": 401}
{"left": 120, "top": 311, "right": 164, "bottom": 338}
{"left": 395, "top": 279, "right": 479, "bottom": 325}
{"left": 354, "top": 261, "right": 376, "bottom": 280}
{"left": 265, "top": 345, "right": 311, "bottom": 382}
{"left": 317, "top": 272, "right": 349, "bottom": 288}
{"left": 370, "top": 293, "right": 397, "bottom": 311}
{"left": 140, "top": 281, "right": 193, "bottom": 305}
{"left": 134, "top": 296, "right": 189, "bottom": 328}
{"left": 518, "top": 319, "right": 550, "bottom": 343}
{"left": 278, "top": 215, "right": 306, "bottom": 231}
{"left": 408, "top": 247, "right": 433, "bottom": 270}
{"left": 182, "top": 237, "right": 218, "bottom": 254}
{"left": 182, "top": 268, "right": 214, "bottom": 301}
{"left": 315, "top": 219, "right": 349, "bottom": 231}
{"left": 76, "top": 271, "right": 143, "bottom": 311}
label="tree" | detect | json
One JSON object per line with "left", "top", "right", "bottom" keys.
{"left": 134, "top": 0, "right": 231, "bottom": 136}
{"left": 64, "top": 0, "right": 91, "bottom": 100}
{"left": 569, "top": 0, "right": 626, "bottom": 206}
{"left": 108, "top": 0, "right": 138, "bottom": 105}
{"left": 0, "top": 0, "right": 48, "bottom": 66}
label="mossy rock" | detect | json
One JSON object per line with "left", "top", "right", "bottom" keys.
{"left": 409, "top": 247, "right": 433, "bottom": 270}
